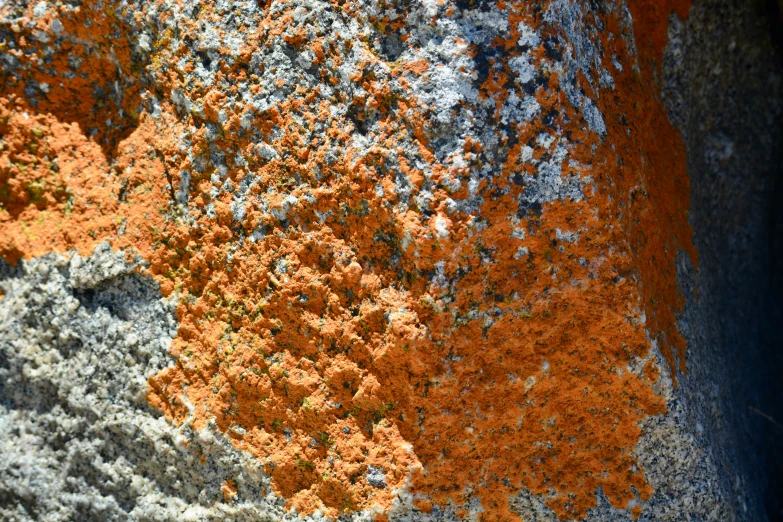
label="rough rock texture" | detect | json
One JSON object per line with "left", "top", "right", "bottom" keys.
{"left": 0, "top": 246, "right": 286, "bottom": 522}
{"left": 663, "top": 1, "right": 783, "bottom": 520}
{"left": 0, "top": 0, "right": 780, "bottom": 521}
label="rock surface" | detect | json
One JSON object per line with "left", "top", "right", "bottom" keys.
{"left": 0, "top": 0, "right": 780, "bottom": 521}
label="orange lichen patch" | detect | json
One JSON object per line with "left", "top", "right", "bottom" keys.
{"left": 0, "top": 97, "right": 114, "bottom": 260}
{"left": 644, "top": 360, "right": 661, "bottom": 384}
{"left": 610, "top": 0, "right": 699, "bottom": 379}
{"left": 0, "top": 0, "right": 144, "bottom": 156}
{"left": 413, "top": 498, "right": 433, "bottom": 514}
{"left": 0, "top": 0, "right": 697, "bottom": 520}
{"left": 222, "top": 479, "right": 238, "bottom": 502}
{"left": 0, "top": 93, "right": 183, "bottom": 265}
{"left": 626, "top": 0, "right": 692, "bottom": 68}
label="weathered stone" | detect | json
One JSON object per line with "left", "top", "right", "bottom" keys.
{"left": 0, "top": 0, "right": 780, "bottom": 520}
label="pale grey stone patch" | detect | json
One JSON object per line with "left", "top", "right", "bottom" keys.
{"left": 32, "top": 1, "right": 47, "bottom": 18}
{"left": 555, "top": 228, "right": 577, "bottom": 243}
{"left": 517, "top": 142, "right": 588, "bottom": 209}
{"left": 582, "top": 98, "right": 607, "bottom": 135}
{"left": 509, "top": 54, "right": 536, "bottom": 84}
{"left": 544, "top": 0, "right": 614, "bottom": 124}
{"left": 255, "top": 143, "right": 279, "bottom": 161}
{"left": 138, "top": 33, "right": 152, "bottom": 52}
{"left": 177, "top": 170, "right": 191, "bottom": 209}
{"left": 517, "top": 21, "right": 541, "bottom": 48}
{"left": 366, "top": 466, "right": 387, "bottom": 489}
{"left": 0, "top": 248, "right": 384, "bottom": 522}
{"left": 171, "top": 88, "right": 193, "bottom": 115}
{"left": 231, "top": 199, "right": 247, "bottom": 222}
{"left": 0, "top": 250, "right": 265, "bottom": 521}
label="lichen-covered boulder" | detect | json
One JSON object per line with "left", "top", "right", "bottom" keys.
{"left": 0, "top": 0, "right": 780, "bottom": 521}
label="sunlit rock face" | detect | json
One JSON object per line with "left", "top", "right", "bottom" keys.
{"left": 0, "top": 0, "right": 779, "bottom": 521}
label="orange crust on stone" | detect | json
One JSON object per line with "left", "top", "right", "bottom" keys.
{"left": 0, "top": 1, "right": 696, "bottom": 520}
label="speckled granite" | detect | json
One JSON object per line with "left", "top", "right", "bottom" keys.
{"left": 0, "top": 0, "right": 780, "bottom": 520}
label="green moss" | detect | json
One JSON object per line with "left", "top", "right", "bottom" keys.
{"left": 295, "top": 455, "right": 315, "bottom": 472}
{"left": 315, "top": 430, "right": 334, "bottom": 447}
{"left": 24, "top": 180, "right": 47, "bottom": 203}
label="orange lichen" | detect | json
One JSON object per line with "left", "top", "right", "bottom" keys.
{"left": 626, "top": 0, "right": 692, "bottom": 67}
{"left": 222, "top": 479, "right": 239, "bottom": 502}
{"left": 0, "top": 1, "right": 143, "bottom": 156}
{"left": 0, "top": 94, "right": 182, "bottom": 264}
{"left": 617, "top": 0, "right": 699, "bottom": 379}
{"left": 0, "top": 1, "right": 697, "bottom": 520}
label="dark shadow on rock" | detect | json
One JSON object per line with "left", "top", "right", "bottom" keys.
{"left": 664, "top": 1, "right": 783, "bottom": 520}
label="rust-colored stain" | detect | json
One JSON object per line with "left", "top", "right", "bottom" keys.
{"left": 627, "top": 0, "right": 693, "bottom": 68}
{"left": 222, "top": 478, "right": 239, "bottom": 502}
{"left": 0, "top": 1, "right": 696, "bottom": 520}
{"left": 617, "top": 0, "right": 698, "bottom": 380}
